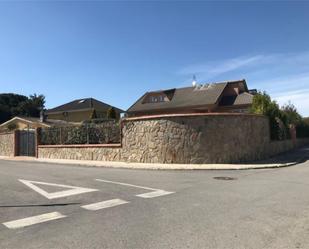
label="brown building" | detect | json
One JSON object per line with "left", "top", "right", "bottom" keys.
{"left": 46, "top": 98, "right": 124, "bottom": 122}
{"left": 127, "top": 79, "right": 256, "bottom": 117}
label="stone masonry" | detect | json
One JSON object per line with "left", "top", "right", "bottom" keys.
{"left": 0, "top": 132, "right": 15, "bottom": 157}
{"left": 38, "top": 114, "right": 283, "bottom": 164}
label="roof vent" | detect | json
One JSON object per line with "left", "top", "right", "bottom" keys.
{"left": 192, "top": 75, "right": 197, "bottom": 87}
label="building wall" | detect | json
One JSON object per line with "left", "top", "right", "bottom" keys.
{"left": 0, "top": 132, "right": 15, "bottom": 157}
{"left": 47, "top": 110, "right": 93, "bottom": 122}
{"left": 48, "top": 109, "right": 120, "bottom": 122}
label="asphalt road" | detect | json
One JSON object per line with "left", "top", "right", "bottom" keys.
{"left": 1, "top": 147, "right": 309, "bottom": 249}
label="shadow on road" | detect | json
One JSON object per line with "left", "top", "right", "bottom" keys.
{"left": 244, "top": 146, "right": 309, "bottom": 165}
{"left": 0, "top": 202, "right": 80, "bottom": 208}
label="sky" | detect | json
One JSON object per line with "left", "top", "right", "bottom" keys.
{"left": 0, "top": 1, "right": 309, "bottom": 116}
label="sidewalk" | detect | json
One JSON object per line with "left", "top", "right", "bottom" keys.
{"left": 0, "top": 146, "right": 308, "bottom": 170}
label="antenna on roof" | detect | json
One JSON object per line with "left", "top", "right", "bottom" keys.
{"left": 192, "top": 75, "right": 197, "bottom": 87}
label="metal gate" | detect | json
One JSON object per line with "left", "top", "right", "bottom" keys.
{"left": 18, "top": 130, "right": 36, "bottom": 157}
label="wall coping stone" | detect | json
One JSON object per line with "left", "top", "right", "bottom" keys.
{"left": 123, "top": 112, "right": 266, "bottom": 122}
{"left": 0, "top": 131, "right": 15, "bottom": 135}
{"left": 38, "top": 143, "right": 122, "bottom": 149}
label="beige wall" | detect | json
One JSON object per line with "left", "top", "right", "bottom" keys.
{"left": 48, "top": 109, "right": 120, "bottom": 122}
{"left": 0, "top": 132, "right": 15, "bottom": 157}
{"left": 48, "top": 110, "right": 93, "bottom": 122}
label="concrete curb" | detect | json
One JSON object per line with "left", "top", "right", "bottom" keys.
{"left": 0, "top": 156, "right": 301, "bottom": 170}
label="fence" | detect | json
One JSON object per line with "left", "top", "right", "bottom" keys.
{"left": 38, "top": 121, "right": 121, "bottom": 145}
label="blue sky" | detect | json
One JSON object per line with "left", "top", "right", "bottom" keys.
{"left": 0, "top": 1, "right": 309, "bottom": 115}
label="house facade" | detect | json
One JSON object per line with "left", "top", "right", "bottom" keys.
{"left": 126, "top": 79, "right": 256, "bottom": 117}
{"left": 46, "top": 98, "right": 124, "bottom": 122}
{"left": 0, "top": 116, "right": 77, "bottom": 132}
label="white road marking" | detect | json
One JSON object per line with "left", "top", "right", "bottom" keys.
{"left": 3, "top": 212, "right": 66, "bottom": 229}
{"left": 136, "top": 190, "right": 175, "bottom": 198}
{"left": 19, "top": 179, "right": 98, "bottom": 199}
{"left": 95, "top": 179, "right": 175, "bottom": 199}
{"left": 95, "top": 179, "right": 157, "bottom": 190}
{"left": 81, "top": 199, "right": 129, "bottom": 211}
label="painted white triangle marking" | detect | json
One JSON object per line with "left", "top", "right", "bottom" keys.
{"left": 19, "top": 179, "right": 98, "bottom": 199}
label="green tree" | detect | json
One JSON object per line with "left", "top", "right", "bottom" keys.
{"left": 107, "top": 107, "right": 117, "bottom": 119}
{"left": 250, "top": 92, "right": 286, "bottom": 140}
{"left": 90, "top": 109, "right": 97, "bottom": 119}
{"left": 0, "top": 93, "right": 45, "bottom": 123}
{"left": 280, "top": 102, "right": 302, "bottom": 126}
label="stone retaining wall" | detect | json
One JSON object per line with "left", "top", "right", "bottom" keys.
{"left": 0, "top": 132, "right": 15, "bottom": 157}
{"left": 35, "top": 113, "right": 309, "bottom": 164}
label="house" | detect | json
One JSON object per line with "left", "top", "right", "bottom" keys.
{"left": 126, "top": 79, "right": 256, "bottom": 117}
{"left": 46, "top": 98, "right": 124, "bottom": 122}
{"left": 0, "top": 116, "right": 77, "bottom": 132}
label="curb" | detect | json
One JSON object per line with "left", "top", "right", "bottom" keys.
{"left": 0, "top": 156, "right": 302, "bottom": 170}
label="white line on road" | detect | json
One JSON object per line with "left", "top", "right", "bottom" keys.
{"left": 95, "top": 179, "right": 157, "bottom": 191}
{"left": 136, "top": 190, "right": 175, "bottom": 198}
{"left": 19, "top": 179, "right": 98, "bottom": 199}
{"left": 81, "top": 199, "right": 129, "bottom": 211}
{"left": 3, "top": 212, "right": 66, "bottom": 229}
{"left": 95, "top": 179, "right": 175, "bottom": 199}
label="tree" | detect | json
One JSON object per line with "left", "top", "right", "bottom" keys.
{"left": 250, "top": 91, "right": 287, "bottom": 140}
{"left": 90, "top": 109, "right": 97, "bottom": 119}
{"left": 280, "top": 102, "right": 302, "bottom": 126}
{"left": 107, "top": 107, "right": 117, "bottom": 119}
{"left": 0, "top": 93, "right": 45, "bottom": 123}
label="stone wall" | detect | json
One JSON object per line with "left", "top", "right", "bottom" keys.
{"left": 37, "top": 114, "right": 309, "bottom": 164}
{"left": 0, "top": 132, "right": 15, "bottom": 157}
{"left": 267, "top": 138, "right": 309, "bottom": 157}
{"left": 120, "top": 114, "right": 270, "bottom": 163}
{"left": 38, "top": 145, "right": 121, "bottom": 161}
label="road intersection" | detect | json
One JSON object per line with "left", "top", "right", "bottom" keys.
{"left": 1, "top": 147, "right": 309, "bottom": 249}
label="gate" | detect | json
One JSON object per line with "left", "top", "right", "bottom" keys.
{"left": 18, "top": 130, "right": 36, "bottom": 157}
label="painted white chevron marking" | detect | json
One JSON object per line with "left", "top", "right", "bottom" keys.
{"left": 95, "top": 179, "right": 175, "bottom": 199}
{"left": 3, "top": 212, "right": 66, "bottom": 229}
{"left": 81, "top": 199, "right": 129, "bottom": 211}
{"left": 19, "top": 179, "right": 98, "bottom": 199}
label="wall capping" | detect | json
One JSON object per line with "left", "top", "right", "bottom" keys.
{"left": 38, "top": 143, "right": 122, "bottom": 149}
{"left": 0, "top": 131, "right": 15, "bottom": 135}
{"left": 123, "top": 112, "right": 266, "bottom": 122}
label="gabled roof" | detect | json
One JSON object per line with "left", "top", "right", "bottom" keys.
{"left": 127, "top": 79, "right": 247, "bottom": 113}
{"left": 46, "top": 98, "right": 124, "bottom": 114}
{"left": 0, "top": 116, "right": 79, "bottom": 129}
{"left": 219, "top": 92, "right": 253, "bottom": 106}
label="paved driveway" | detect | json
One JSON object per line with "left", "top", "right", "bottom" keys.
{"left": 1, "top": 147, "right": 309, "bottom": 249}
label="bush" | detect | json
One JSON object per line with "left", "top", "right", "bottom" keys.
{"left": 107, "top": 107, "right": 117, "bottom": 120}
{"left": 296, "top": 122, "right": 309, "bottom": 138}
{"left": 39, "top": 121, "right": 121, "bottom": 145}
{"left": 250, "top": 92, "right": 289, "bottom": 140}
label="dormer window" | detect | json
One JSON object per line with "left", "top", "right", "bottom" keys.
{"left": 142, "top": 89, "right": 175, "bottom": 104}
{"left": 147, "top": 95, "right": 165, "bottom": 103}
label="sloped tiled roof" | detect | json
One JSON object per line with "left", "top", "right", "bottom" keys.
{"left": 219, "top": 92, "right": 253, "bottom": 106}
{"left": 46, "top": 98, "right": 124, "bottom": 114}
{"left": 127, "top": 80, "right": 247, "bottom": 113}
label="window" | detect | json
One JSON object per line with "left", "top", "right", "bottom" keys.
{"left": 144, "top": 94, "right": 167, "bottom": 104}
{"left": 150, "top": 95, "right": 164, "bottom": 103}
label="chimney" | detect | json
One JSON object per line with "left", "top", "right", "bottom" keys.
{"left": 40, "top": 109, "right": 46, "bottom": 123}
